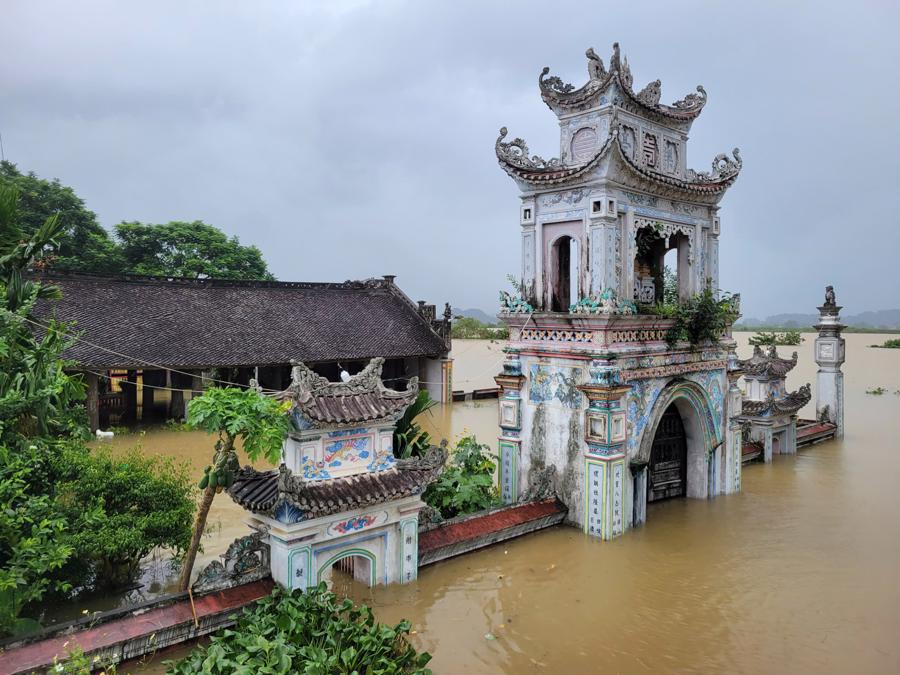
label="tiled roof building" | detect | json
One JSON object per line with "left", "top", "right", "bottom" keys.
{"left": 32, "top": 272, "right": 452, "bottom": 429}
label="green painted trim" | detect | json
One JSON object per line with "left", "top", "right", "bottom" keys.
{"left": 316, "top": 547, "right": 377, "bottom": 587}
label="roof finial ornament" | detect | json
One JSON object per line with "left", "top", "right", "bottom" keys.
{"left": 585, "top": 47, "right": 607, "bottom": 80}
{"left": 635, "top": 79, "right": 662, "bottom": 106}
{"left": 610, "top": 42, "right": 621, "bottom": 72}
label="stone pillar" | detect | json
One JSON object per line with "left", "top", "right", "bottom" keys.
{"left": 577, "top": 360, "right": 630, "bottom": 540}
{"left": 723, "top": 349, "right": 743, "bottom": 494}
{"left": 85, "top": 371, "right": 100, "bottom": 432}
{"left": 494, "top": 350, "right": 526, "bottom": 505}
{"left": 814, "top": 288, "right": 846, "bottom": 438}
{"left": 588, "top": 194, "right": 619, "bottom": 295}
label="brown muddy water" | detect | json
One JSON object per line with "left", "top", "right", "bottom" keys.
{"left": 102, "top": 335, "right": 900, "bottom": 673}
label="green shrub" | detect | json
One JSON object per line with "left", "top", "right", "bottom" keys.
{"left": 165, "top": 584, "right": 432, "bottom": 674}
{"left": 423, "top": 435, "right": 498, "bottom": 519}
{"left": 874, "top": 338, "right": 900, "bottom": 349}
{"left": 666, "top": 288, "right": 737, "bottom": 347}
{"left": 49, "top": 445, "right": 195, "bottom": 590}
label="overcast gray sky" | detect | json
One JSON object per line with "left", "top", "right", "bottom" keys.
{"left": 3, "top": 1, "right": 899, "bottom": 319}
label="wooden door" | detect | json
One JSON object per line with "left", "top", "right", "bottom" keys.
{"left": 648, "top": 406, "right": 688, "bottom": 502}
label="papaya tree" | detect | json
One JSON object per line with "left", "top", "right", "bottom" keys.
{"left": 178, "top": 387, "right": 290, "bottom": 591}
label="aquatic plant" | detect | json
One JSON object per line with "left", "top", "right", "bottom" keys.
{"left": 871, "top": 338, "right": 900, "bottom": 349}
{"left": 865, "top": 387, "right": 887, "bottom": 395}
{"left": 165, "top": 584, "right": 431, "bottom": 674}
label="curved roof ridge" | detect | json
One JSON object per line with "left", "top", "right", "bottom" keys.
{"left": 739, "top": 345, "right": 799, "bottom": 378}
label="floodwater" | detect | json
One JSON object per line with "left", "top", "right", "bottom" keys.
{"left": 117, "top": 334, "right": 899, "bottom": 673}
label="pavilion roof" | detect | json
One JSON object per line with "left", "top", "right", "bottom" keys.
{"left": 738, "top": 345, "right": 799, "bottom": 378}
{"left": 538, "top": 43, "right": 708, "bottom": 122}
{"left": 284, "top": 357, "right": 418, "bottom": 429}
{"left": 228, "top": 444, "right": 447, "bottom": 520}
{"left": 495, "top": 125, "right": 741, "bottom": 198}
{"left": 31, "top": 272, "right": 449, "bottom": 370}
{"left": 742, "top": 384, "right": 812, "bottom": 417}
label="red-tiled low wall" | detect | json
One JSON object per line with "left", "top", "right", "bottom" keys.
{"left": 0, "top": 580, "right": 273, "bottom": 675}
{"left": 419, "top": 499, "right": 567, "bottom": 566}
{"left": 796, "top": 419, "right": 837, "bottom": 447}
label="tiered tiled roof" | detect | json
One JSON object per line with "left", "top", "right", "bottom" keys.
{"left": 742, "top": 384, "right": 812, "bottom": 417}
{"left": 538, "top": 43, "right": 708, "bottom": 121}
{"left": 228, "top": 444, "right": 447, "bottom": 520}
{"left": 32, "top": 272, "right": 449, "bottom": 369}
{"left": 496, "top": 126, "right": 741, "bottom": 197}
{"left": 285, "top": 357, "right": 418, "bottom": 429}
{"left": 739, "top": 345, "right": 799, "bottom": 378}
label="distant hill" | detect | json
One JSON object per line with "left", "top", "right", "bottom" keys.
{"left": 455, "top": 308, "right": 498, "bottom": 325}
{"left": 739, "top": 309, "right": 900, "bottom": 330}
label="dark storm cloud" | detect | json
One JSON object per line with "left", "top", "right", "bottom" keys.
{"left": 2, "top": 0, "right": 898, "bottom": 318}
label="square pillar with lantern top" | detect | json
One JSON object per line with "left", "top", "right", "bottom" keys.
{"left": 577, "top": 360, "right": 631, "bottom": 540}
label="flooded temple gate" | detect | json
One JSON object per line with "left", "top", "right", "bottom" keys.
{"left": 494, "top": 42, "right": 744, "bottom": 537}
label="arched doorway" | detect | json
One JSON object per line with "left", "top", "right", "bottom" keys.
{"left": 633, "top": 379, "right": 722, "bottom": 525}
{"left": 317, "top": 549, "right": 376, "bottom": 590}
{"left": 550, "top": 235, "right": 578, "bottom": 312}
{"left": 647, "top": 403, "right": 688, "bottom": 502}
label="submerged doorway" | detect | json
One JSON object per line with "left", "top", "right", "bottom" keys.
{"left": 648, "top": 404, "right": 688, "bottom": 502}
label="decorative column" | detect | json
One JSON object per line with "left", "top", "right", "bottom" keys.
{"left": 723, "top": 348, "right": 743, "bottom": 494}
{"left": 494, "top": 349, "right": 526, "bottom": 504}
{"left": 588, "top": 194, "right": 619, "bottom": 295}
{"left": 577, "top": 360, "right": 630, "bottom": 540}
{"left": 814, "top": 286, "right": 846, "bottom": 438}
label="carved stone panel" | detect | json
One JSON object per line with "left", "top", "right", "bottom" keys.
{"left": 642, "top": 133, "right": 659, "bottom": 168}
{"left": 571, "top": 127, "right": 598, "bottom": 163}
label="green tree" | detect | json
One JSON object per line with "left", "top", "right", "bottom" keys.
{"left": 0, "top": 183, "right": 77, "bottom": 635}
{"left": 0, "top": 160, "right": 122, "bottom": 275}
{"left": 663, "top": 264, "right": 679, "bottom": 305}
{"left": 115, "top": 220, "right": 274, "bottom": 280}
{"left": 179, "top": 387, "right": 290, "bottom": 590}
{"left": 1, "top": 185, "right": 197, "bottom": 633}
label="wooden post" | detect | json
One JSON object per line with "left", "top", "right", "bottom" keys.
{"left": 85, "top": 371, "right": 100, "bottom": 432}
{"left": 123, "top": 370, "right": 138, "bottom": 423}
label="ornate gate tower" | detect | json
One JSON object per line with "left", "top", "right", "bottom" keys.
{"left": 494, "top": 43, "right": 743, "bottom": 539}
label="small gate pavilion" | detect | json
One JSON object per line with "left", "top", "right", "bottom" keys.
{"left": 228, "top": 358, "right": 445, "bottom": 589}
